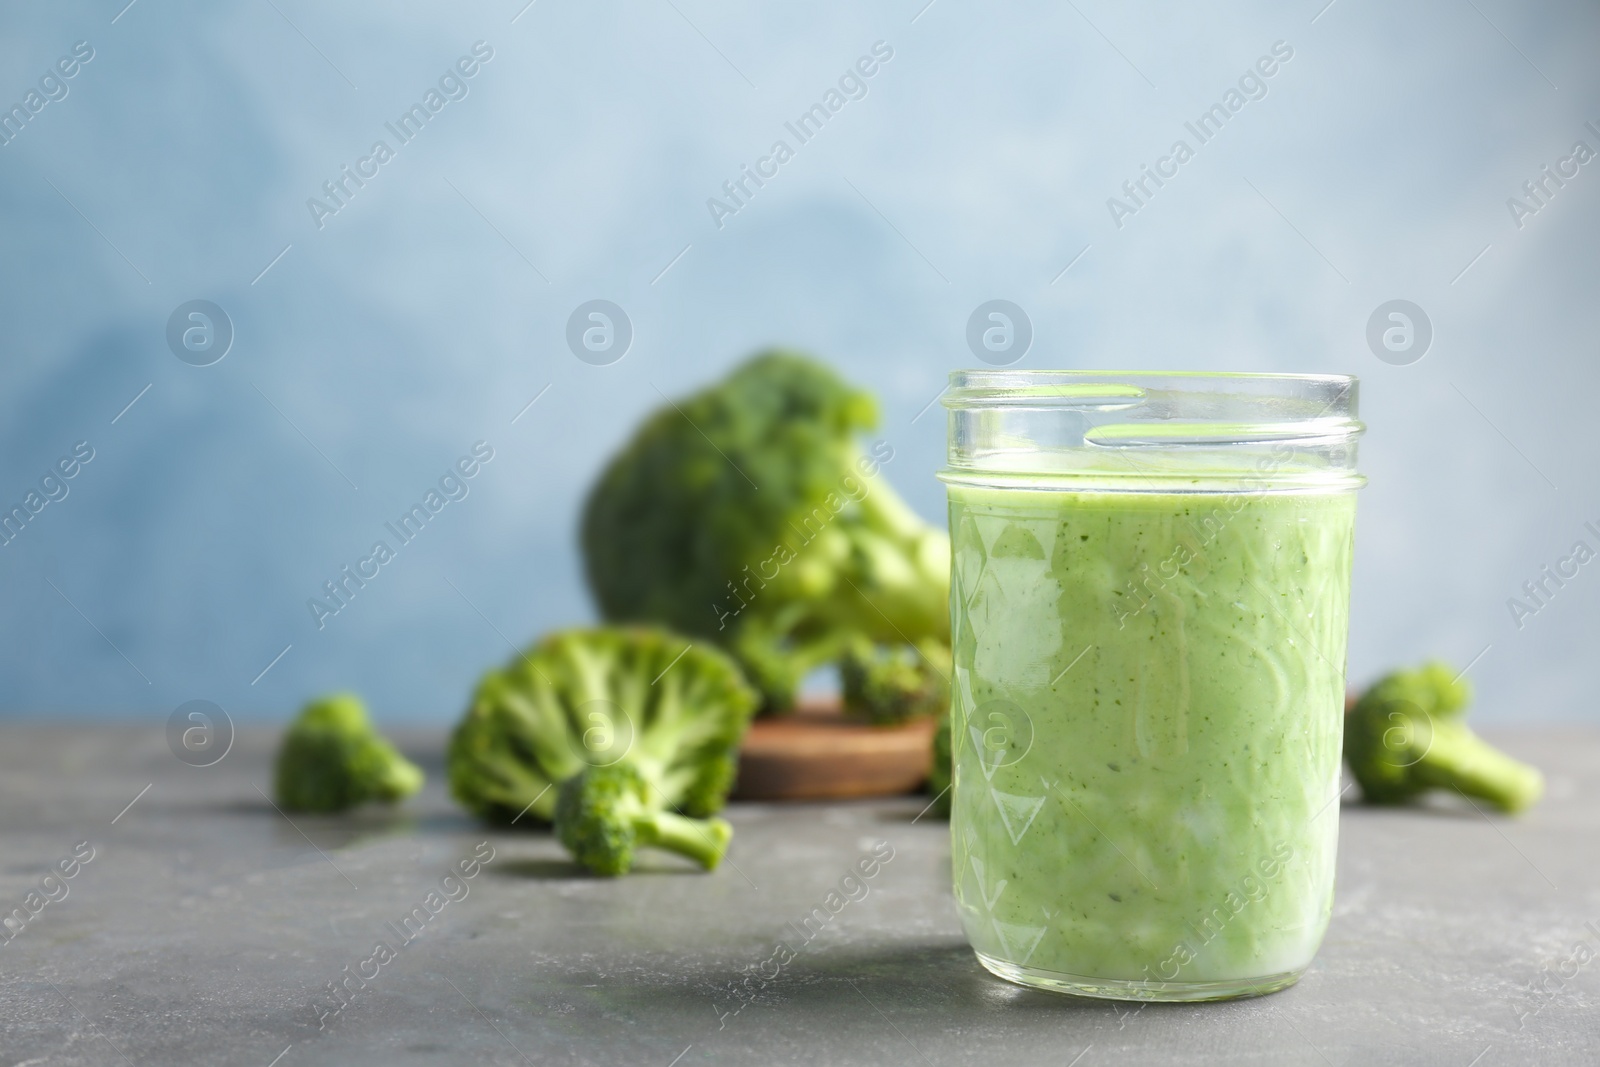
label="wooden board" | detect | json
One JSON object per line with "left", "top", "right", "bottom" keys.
{"left": 733, "top": 698, "right": 938, "bottom": 801}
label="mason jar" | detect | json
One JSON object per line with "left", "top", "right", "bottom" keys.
{"left": 940, "top": 370, "right": 1364, "bottom": 1002}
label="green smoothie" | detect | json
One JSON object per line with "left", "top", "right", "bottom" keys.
{"left": 947, "top": 483, "right": 1356, "bottom": 999}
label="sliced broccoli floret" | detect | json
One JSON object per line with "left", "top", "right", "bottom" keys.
{"left": 274, "top": 694, "right": 423, "bottom": 813}
{"left": 556, "top": 763, "right": 733, "bottom": 875}
{"left": 927, "top": 710, "right": 952, "bottom": 819}
{"left": 840, "top": 638, "right": 951, "bottom": 725}
{"left": 581, "top": 351, "right": 950, "bottom": 711}
{"left": 448, "top": 627, "right": 759, "bottom": 827}
{"left": 1345, "top": 661, "right": 1543, "bottom": 813}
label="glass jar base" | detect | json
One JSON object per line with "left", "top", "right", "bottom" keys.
{"left": 974, "top": 951, "right": 1305, "bottom": 1003}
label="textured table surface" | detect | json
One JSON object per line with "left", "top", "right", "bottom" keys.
{"left": 1, "top": 724, "right": 1595, "bottom": 1067}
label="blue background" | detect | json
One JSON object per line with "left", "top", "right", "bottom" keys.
{"left": 0, "top": 0, "right": 1596, "bottom": 724}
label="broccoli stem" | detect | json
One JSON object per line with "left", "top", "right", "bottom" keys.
{"left": 853, "top": 461, "right": 933, "bottom": 542}
{"left": 637, "top": 811, "right": 732, "bottom": 870}
{"left": 1415, "top": 727, "right": 1544, "bottom": 813}
{"left": 856, "top": 484, "right": 950, "bottom": 588}
{"left": 375, "top": 756, "right": 425, "bottom": 801}
{"left": 837, "top": 507, "right": 951, "bottom": 642}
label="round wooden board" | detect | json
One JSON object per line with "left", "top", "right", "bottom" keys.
{"left": 733, "top": 697, "right": 938, "bottom": 801}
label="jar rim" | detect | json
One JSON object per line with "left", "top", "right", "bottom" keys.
{"left": 940, "top": 368, "right": 1363, "bottom": 490}
{"left": 944, "top": 369, "right": 1358, "bottom": 408}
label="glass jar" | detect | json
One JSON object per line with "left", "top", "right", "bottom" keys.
{"left": 940, "top": 370, "right": 1364, "bottom": 1002}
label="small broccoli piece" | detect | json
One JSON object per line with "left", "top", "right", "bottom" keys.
{"left": 448, "top": 627, "right": 758, "bottom": 827}
{"left": 556, "top": 763, "right": 733, "bottom": 875}
{"left": 1345, "top": 661, "right": 1543, "bottom": 813}
{"left": 840, "top": 638, "right": 951, "bottom": 725}
{"left": 275, "top": 694, "right": 423, "bottom": 813}
{"left": 581, "top": 351, "right": 950, "bottom": 711}
{"left": 926, "top": 711, "right": 952, "bottom": 818}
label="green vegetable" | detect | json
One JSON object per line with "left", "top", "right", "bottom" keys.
{"left": 581, "top": 350, "right": 950, "bottom": 711}
{"left": 448, "top": 627, "right": 759, "bottom": 828}
{"left": 927, "top": 710, "right": 952, "bottom": 818}
{"left": 274, "top": 694, "right": 424, "bottom": 813}
{"left": 556, "top": 763, "right": 732, "bottom": 875}
{"left": 840, "top": 638, "right": 951, "bottom": 725}
{"left": 1344, "top": 661, "right": 1543, "bottom": 813}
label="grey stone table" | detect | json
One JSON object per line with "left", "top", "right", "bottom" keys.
{"left": 1, "top": 724, "right": 1595, "bottom": 1066}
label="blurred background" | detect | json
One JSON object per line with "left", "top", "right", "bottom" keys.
{"left": 0, "top": 0, "right": 1595, "bottom": 725}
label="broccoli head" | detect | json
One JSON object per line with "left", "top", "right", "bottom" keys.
{"left": 1345, "top": 661, "right": 1543, "bottom": 813}
{"left": 840, "top": 638, "right": 951, "bottom": 725}
{"left": 556, "top": 763, "right": 733, "bottom": 875}
{"left": 581, "top": 351, "right": 951, "bottom": 711}
{"left": 448, "top": 627, "right": 758, "bottom": 826}
{"left": 926, "top": 710, "right": 952, "bottom": 819}
{"left": 275, "top": 694, "right": 424, "bottom": 813}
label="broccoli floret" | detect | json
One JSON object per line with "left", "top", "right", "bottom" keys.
{"left": 275, "top": 694, "right": 424, "bottom": 813}
{"left": 448, "top": 627, "right": 758, "bottom": 827}
{"left": 926, "top": 710, "right": 952, "bottom": 818}
{"left": 840, "top": 638, "right": 951, "bottom": 725}
{"left": 555, "top": 763, "right": 733, "bottom": 875}
{"left": 581, "top": 351, "right": 950, "bottom": 711}
{"left": 1345, "top": 661, "right": 1543, "bottom": 813}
